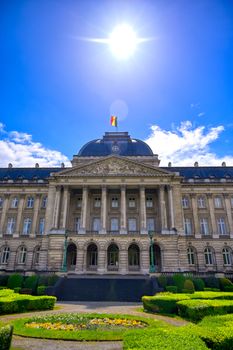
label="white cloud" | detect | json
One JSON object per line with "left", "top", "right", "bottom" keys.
{"left": 145, "top": 121, "right": 233, "bottom": 166}
{"left": 0, "top": 123, "right": 70, "bottom": 167}
{"left": 198, "top": 112, "right": 205, "bottom": 117}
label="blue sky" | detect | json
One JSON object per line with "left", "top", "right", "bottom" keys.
{"left": 0, "top": 0, "right": 233, "bottom": 166}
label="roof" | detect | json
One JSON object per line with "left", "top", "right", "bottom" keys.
{"left": 162, "top": 166, "right": 233, "bottom": 179}
{"left": 0, "top": 168, "right": 62, "bottom": 182}
{"left": 77, "top": 132, "right": 154, "bottom": 157}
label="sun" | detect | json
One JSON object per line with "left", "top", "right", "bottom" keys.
{"left": 108, "top": 24, "right": 138, "bottom": 59}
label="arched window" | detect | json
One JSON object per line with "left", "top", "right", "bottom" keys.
{"left": 33, "top": 246, "right": 40, "bottom": 265}
{"left": 204, "top": 247, "right": 214, "bottom": 265}
{"left": 87, "top": 244, "right": 98, "bottom": 269}
{"left": 223, "top": 247, "right": 232, "bottom": 266}
{"left": 0, "top": 246, "right": 10, "bottom": 264}
{"left": 128, "top": 244, "right": 140, "bottom": 269}
{"left": 18, "top": 246, "right": 27, "bottom": 264}
{"left": 107, "top": 244, "right": 119, "bottom": 269}
{"left": 187, "top": 247, "right": 196, "bottom": 265}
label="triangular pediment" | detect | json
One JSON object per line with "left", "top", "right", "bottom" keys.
{"left": 54, "top": 156, "right": 176, "bottom": 178}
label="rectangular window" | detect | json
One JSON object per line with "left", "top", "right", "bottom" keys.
{"left": 11, "top": 197, "right": 18, "bottom": 208}
{"left": 217, "top": 217, "right": 227, "bottom": 235}
{"left": 23, "top": 218, "right": 32, "bottom": 235}
{"left": 200, "top": 218, "right": 209, "bottom": 235}
{"left": 182, "top": 197, "right": 189, "bottom": 208}
{"left": 184, "top": 218, "right": 192, "bottom": 235}
{"left": 41, "top": 196, "right": 47, "bottom": 208}
{"left": 6, "top": 218, "right": 15, "bottom": 234}
{"left": 75, "top": 217, "right": 81, "bottom": 232}
{"left": 111, "top": 197, "right": 119, "bottom": 208}
{"left": 146, "top": 218, "right": 155, "bottom": 232}
{"left": 94, "top": 197, "right": 101, "bottom": 208}
{"left": 92, "top": 217, "right": 101, "bottom": 231}
{"left": 214, "top": 197, "right": 222, "bottom": 208}
{"left": 0, "top": 197, "right": 4, "bottom": 208}
{"left": 128, "top": 218, "right": 137, "bottom": 231}
{"left": 128, "top": 197, "right": 136, "bottom": 208}
{"left": 110, "top": 218, "right": 119, "bottom": 231}
{"left": 197, "top": 197, "right": 206, "bottom": 208}
{"left": 39, "top": 218, "right": 45, "bottom": 235}
{"left": 146, "top": 197, "right": 153, "bottom": 208}
{"left": 27, "top": 197, "right": 34, "bottom": 208}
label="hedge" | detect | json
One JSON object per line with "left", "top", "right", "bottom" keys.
{"left": 142, "top": 294, "right": 191, "bottom": 314}
{"left": 0, "top": 323, "right": 13, "bottom": 350}
{"left": 177, "top": 299, "right": 233, "bottom": 322}
{"left": 192, "top": 278, "right": 205, "bottom": 291}
{"left": 123, "top": 328, "right": 208, "bottom": 350}
{"left": 0, "top": 288, "right": 56, "bottom": 315}
{"left": 24, "top": 275, "right": 39, "bottom": 294}
{"left": 37, "top": 285, "right": 46, "bottom": 295}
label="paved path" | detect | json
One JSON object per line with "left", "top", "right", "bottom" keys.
{"left": 1, "top": 302, "right": 188, "bottom": 349}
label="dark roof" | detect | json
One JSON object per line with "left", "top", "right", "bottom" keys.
{"left": 162, "top": 166, "right": 233, "bottom": 179}
{"left": 78, "top": 132, "right": 154, "bottom": 157}
{"left": 0, "top": 168, "right": 62, "bottom": 181}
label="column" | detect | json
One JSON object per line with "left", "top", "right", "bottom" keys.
{"left": 53, "top": 186, "right": 61, "bottom": 229}
{"left": 167, "top": 185, "right": 175, "bottom": 229}
{"left": 80, "top": 186, "right": 88, "bottom": 234}
{"left": 120, "top": 185, "right": 127, "bottom": 234}
{"left": 0, "top": 194, "right": 10, "bottom": 236}
{"left": 191, "top": 194, "right": 200, "bottom": 238}
{"left": 207, "top": 194, "right": 218, "bottom": 238}
{"left": 119, "top": 249, "right": 127, "bottom": 274}
{"left": 15, "top": 195, "right": 25, "bottom": 237}
{"left": 30, "top": 194, "right": 40, "bottom": 237}
{"left": 61, "top": 186, "right": 70, "bottom": 229}
{"left": 44, "top": 185, "right": 56, "bottom": 233}
{"left": 100, "top": 185, "right": 107, "bottom": 234}
{"left": 159, "top": 185, "right": 168, "bottom": 232}
{"left": 224, "top": 194, "right": 233, "bottom": 238}
{"left": 140, "top": 186, "right": 147, "bottom": 234}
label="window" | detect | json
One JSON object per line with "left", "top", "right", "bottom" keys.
{"left": 128, "top": 197, "right": 136, "bottom": 208}
{"left": 94, "top": 197, "right": 101, "bottom": 208}
{"left": 146, "top": 218, "right": 155, "bottom": 232}
{"left": 39, "top": 218, "right": 45, "bottom": 235}
{"left": 187, "top": 247, "right": 195, "bottom": 265}
{"left": 6, "top": 217, "right": 15, "bottom": 234}
{"left": 182, "top": 196, "right": 189, "bottom": 208}
{"left": 75, "top": 217, "right": 81, "bottom": 232}
{"left": 27, "top": 197, "right": 34, "bottom": 208}
{"left": 217, "top": 217, "right": 227, "bottom": 235}
{"left": 200, "top": 218, "right": 209, "bottom": 235}
{"left": 128, "top": 218, "right": 137, "bottom": 232}
{"left": 92, "top": 217, "right": 101, "bottom": 232}
{"left": 128, "top": 244, "right": 140, "bottom": 267}
{"left": 33, "top": 246, "right": 40, "bottom": 265}
{"left": 184, "top": 218, "right": 192, "bottom": 235}
{"left": 77, "top": 197, "right": 82, "bottom": 208}
{"left": 214, "top": 196, "right": 222, "bottom": 208}
{"left": 107, "top": 244, "right": 119, "bottom": 267}
{"left": 18, "top": 247, "right": 27, "bottom": 264}
{"left": 111, "top": 197, "right": 119, "bottom": 208}
{"left": 0, "top": 246, "right": 10, "bottom": 264}
{"left": 11, "top": 197, "right": 18, "bottom": 208}
{"left": 41, "top": 196, "right": 47, "bottom": 208}
{"left": 204, "top": 247, "right": 213, "bottom": 265}
{"left": 87, "top": 244, "right": 98, "bottom": 268}
{"left": 0, "top": 197, "right": 4, "bottom": 208}
{"left": 110, "top": 218, "right": 119, "bottom": 231}
{"left": 22, "top": 218, "right": 32, "bottom": 235}
{"left": 146, "top": 197, "right": 153, "bottom": 208}
{"left": 197, "top": 196, "right": 206, "bottom": 208}
{"left": 223, "top": 247, "right": 232, "bottom": 265}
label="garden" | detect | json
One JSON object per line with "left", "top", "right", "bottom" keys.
{"left": 1, "top": 273, "right": 233, "bottom": 349}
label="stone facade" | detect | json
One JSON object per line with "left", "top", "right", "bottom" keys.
{"left": 0, "top": 132, "right": 233, "bottom": 275}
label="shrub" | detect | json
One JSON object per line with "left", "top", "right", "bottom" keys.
{"left": 192, "top": 278, "right": 205, "bottom": 291}
{"left": 47, "top": 274, "right": 59, "bottom": 286}
{"left": 219, "top": 278, "right": 233, "bottom": 291}
{"left": 0, "top": 276, "right": 9, "bottom": 287}
{"left": 204, "top": 287, "right": 220, "bottom": 292}
{"left": 177, "top": 299, "right": 233, "bottom": 322}
{"left": 142, "top": 294, "right": 191, "bottom": 314}
{"left": 204, "top": 276, "right": 220, "bottom": 290}
{"left": 183, "top": 279, "right": 195, "bottom": 293}
{"left": 172, "top": 274, "right": 186, "bottom": 292}
{"left": 14, "top": 287, "right": 21, "bottom": 294}
{"left": 191, "top": 291, "right": 233, "bottom": 300}
{"left": 7, "top": 274, "right": 23, "bottom": 290}
{"left": 38, "top": 274, "right": 59, "bottom": 287}
{"left": 0, "top": 323, "right": 13, "bottom": 350}
{"left": 37, "top": 285, "right": 46, "bottom": 295}
{"left": 224, "top": 285, "right": 233, "bottom": 292}
{"left": 157, "top": 275, "right": 167, "bottom": 288}
{"left": 24, "top": 275, "right": 38, "bottom": 294}
{"left": 0, "top": 287, "right": 6, "bottom": 290}
{"left": 165, "top": 286, "right": 177, "bottom": 293}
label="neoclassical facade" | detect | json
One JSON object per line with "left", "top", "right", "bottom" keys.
{"left": 0, "top": 131, "right": 233, "bottom": 275}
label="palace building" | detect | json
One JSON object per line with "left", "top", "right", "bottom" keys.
{"left": 0, "top": 131, "right": 233, "bottom": 276}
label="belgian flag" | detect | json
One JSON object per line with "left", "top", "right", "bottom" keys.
{"left": 110, "top": 116, "right": 117, "bottom": 127}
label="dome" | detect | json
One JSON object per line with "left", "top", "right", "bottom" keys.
{"left": 78, "top": 132, "right": 153, "bottom": 157}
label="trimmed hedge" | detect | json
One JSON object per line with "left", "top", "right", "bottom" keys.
{"left": 165, "top": 286, "right": 177, "bottom": 293}
{"left": 7, "top": 273, "right": 23, "bottom": 290}
{"left": 192, "top": 278, "right": 205, "bottom": 291}
{"left": 172, "top": 274, "right": 186, "bottom": 292}
{"left": 177, "top": 299, "right": 233, "bottom": 322}
{"left": 24, "top": 275, "right": 39, "bottom": 294}
{"left": 37, "top": 285, "right": 46, "bottom": 296}
{"left": 142, "top": 294, "right": 191, "bottom": 314}
{"left": 123, "top": 327, "right": 209, "bottom": 350}
{"left": 0, "top": 323, "right": 13, "bottom": 350}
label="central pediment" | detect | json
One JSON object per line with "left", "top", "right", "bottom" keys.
{"left": 54, "top": 156, "right": 176, "bottom": 178}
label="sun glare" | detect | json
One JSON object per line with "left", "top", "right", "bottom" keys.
{"left": 109, "top": 24, "right": 138, "bottom": 59}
